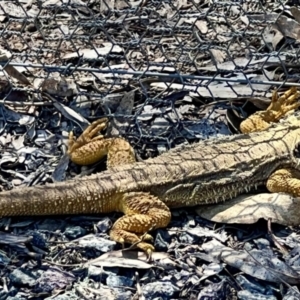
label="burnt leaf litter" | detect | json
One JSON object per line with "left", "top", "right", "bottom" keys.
{"left": 0, "top": 0, "right": 300, "bottom": 299}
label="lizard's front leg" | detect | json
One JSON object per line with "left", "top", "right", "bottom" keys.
{"left": 68, "top": 118, "right": 171, "bottom": 254}
{"left": 240, "top": 88, "right": 300, "bottom": 200}
{"left": 68, "top": 118, "right": 136, "bottom": 167}
{"left": 240, "top": 87, "right": 300, "bottom": 133}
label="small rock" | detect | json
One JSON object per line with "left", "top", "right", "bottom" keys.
{"left": 114, "top": 290, "right": 132, "bottom": 300}
{"left": 254, "top": 238, "right": 270, "bottom": 250}
{"left": 175, "top": 269, "right": 190, "bottom": 280}
{"left": 283, "top": 286, "right": 300, "bottom": 299}
{"left": 236, "top": 275, "right": 274, "bottom": 295}
{"left": 37, "top": 219, "right": 66, "bottom": 231}
{"left": 96, "top": 218, "right": 112, "bottom": 233}
{"left": 179, "top": 231, "right": 198, "bottom": 244}
{"left": 87, "top": 266, "right": 118, "bottom": 282}
{"left": 143, "top": 281, "right": 179, "bottom": 299}
{"left": 244, "top": 242, "right": 253, "bottom": 251}
{"left": 238, "top": 290, "right": 277, "bottom": 300}
{"left": 0, "top": 286, "right": 17, "bottom": 299}
{"left": 27, "top": 230, "right": 48, "bottom": 249}
{"left": 34, "top": 267, "right": 76, "bottom": 293}
{"left": 10, "top": 268, "right": 37, "bottom": 287}
{"left": 7, "top": 296, "right": 27, "bottom": 300}
{"left": 154, "top": 229, "right": 171, "bottom": 251}
{"left": 87, "top": 266, "right": 106, "bottom": 281}
{"left": 79, "top": 236, "right": 116, "bottom": 252}
{"left": 64, "top": 226, "right": 86, "bottom": 239}
{"left": 106, "top": 274, "right": 134, "bottom": 288}
{"left": 0, "top": 250, "right": 10, "bottom": 265}
{"left": 197, "top": 279, "right": 232, "bottom": 299}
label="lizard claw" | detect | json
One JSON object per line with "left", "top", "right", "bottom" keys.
{"left": 68, "top": 118, "right": 108, "bottom": 155}
{"left": 240, "top": 87, "right": 300, "bottom": 133}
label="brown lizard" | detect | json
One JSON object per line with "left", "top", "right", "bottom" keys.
{"left": 1, "top": 87, "right": 300, "bottom": 254}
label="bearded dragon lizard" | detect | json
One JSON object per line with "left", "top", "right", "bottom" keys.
{"left": 1, "top": 87, "right": 300, "bottom": 254}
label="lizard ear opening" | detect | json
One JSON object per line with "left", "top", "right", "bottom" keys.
{"left": 294, "top": 143, "right": 300, "bottom": 158}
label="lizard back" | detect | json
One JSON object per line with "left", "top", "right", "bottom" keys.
{"left": 0, "top": 121, "right": 300, "bottom": 216}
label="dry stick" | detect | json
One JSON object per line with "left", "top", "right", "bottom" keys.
{"left": 135, "top": 271, "right": 146, "bottom": 300}
{"left": 267, "top": 218, "right": 289, "bottom": 256}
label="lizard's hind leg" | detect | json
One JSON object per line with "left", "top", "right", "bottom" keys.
{"left": 68, "top": 118, "right": 171, "bottom": 254}
{"left": 240, "top": 87, "right": 300, "bottom": 134}
{"left": 110, "top": 192, "right": 171, "bottom": 255}
{"left": 266, "top": 168, "right": 300, "bottom": 197}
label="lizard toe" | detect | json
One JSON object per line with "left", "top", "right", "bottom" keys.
{"left": 110, "top": 228, "right": 155, "bottom": 253}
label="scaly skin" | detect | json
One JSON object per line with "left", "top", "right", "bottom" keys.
{"left": 1, "top": 88, "right": 300, "bottom": 254}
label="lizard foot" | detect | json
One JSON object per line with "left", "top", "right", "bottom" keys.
{"left": 266, "top": 168, "right": 300, "bottom": 197}
{"left": 240, "top": 87, "right": 300, "bottom": 133}
{"left": 110, "top": 192, "right": 171, "bottom": 254}
{"left": 68, "top": 118, "right": 135, "bottom": 167}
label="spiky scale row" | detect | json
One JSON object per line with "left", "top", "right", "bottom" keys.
{"left": 1, "top": 88, "right": 300, "bottom": 254}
